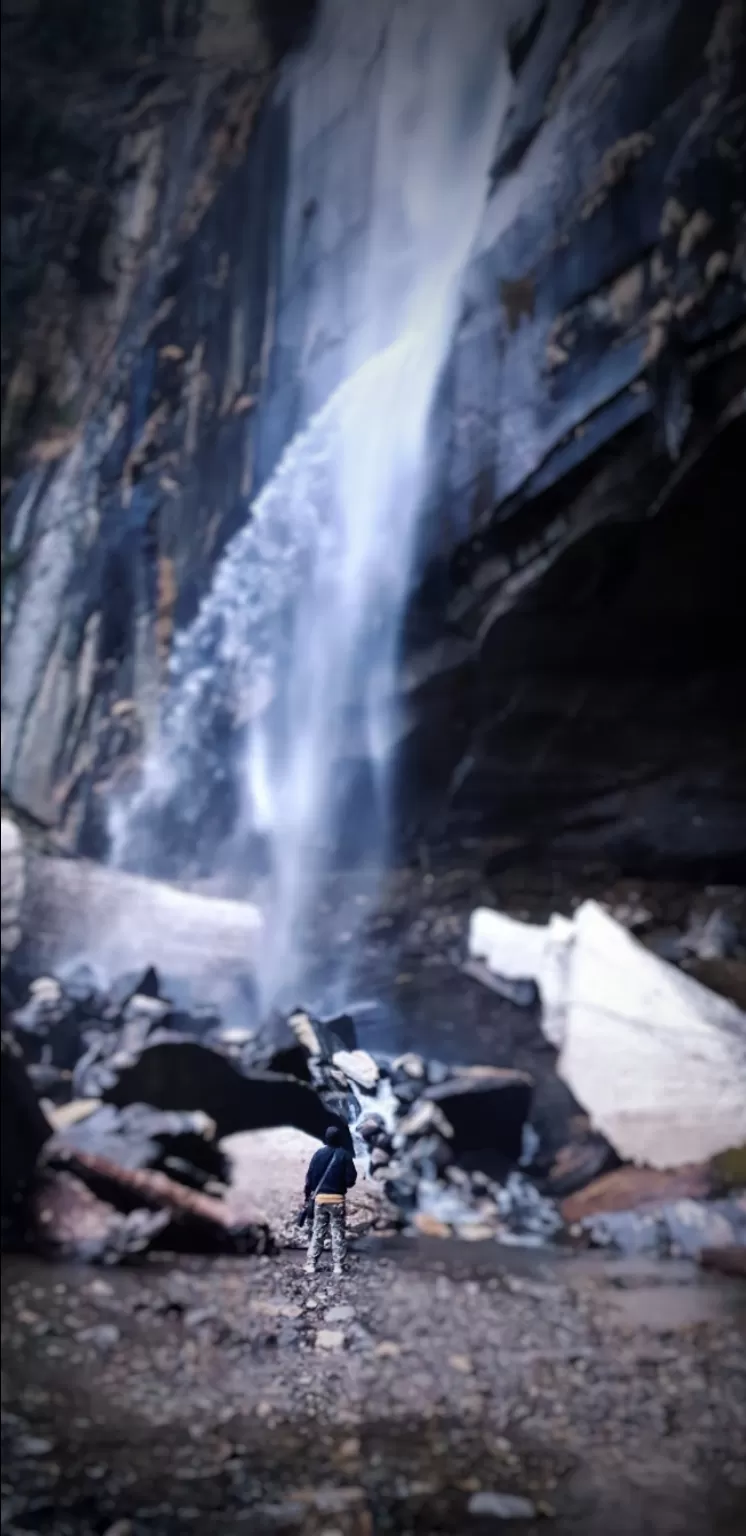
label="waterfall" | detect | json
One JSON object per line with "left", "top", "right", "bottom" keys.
{"left": 114, "top": 0, "right": 512, "bottom": 1013}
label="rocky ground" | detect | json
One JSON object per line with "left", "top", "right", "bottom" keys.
{"left": 3, "top": 858, "right": 745, "bottom": 1533}
{"left": 2, "top": 1237, "right": 746, "bottom": 1536}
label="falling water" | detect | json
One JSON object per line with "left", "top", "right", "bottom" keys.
{"left": 115, "top": 0, "right": 512, "bottom": 1013}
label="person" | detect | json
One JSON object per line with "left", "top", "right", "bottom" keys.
{"left": 303, "top": 1126, "right": 357, "bottom": 1278}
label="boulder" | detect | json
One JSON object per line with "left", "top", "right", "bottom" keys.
{"left": 264, "top": 1042, "right": 312, "bottom": 1082}
{"left": 357, "top": 1113, "right": 386, "bottom": 1145}
{"left": 9, "top": 975, "right": 99, "bottom": 1076}
{"left": 11, "top": 976, "right": 65, "bottom": 1035}
{"left": 30, "top": 1169, "right": 169, "bottom": 1264}
{"left": 48, "top": 1101, "right": 227, "bottom": 1186}
{"left": 100, "top": 1037, "right": 352, "bottom": 1148}
{"left": 545, "top": 1136, "right": 619, "bottom": 1199}
{"left": 422, "top": 1071, "right": 533, "bottom": 1163}
{"left": 332, "top": 1048, "right": 379, "bottom": 1091}
{"left": 288, "top": 1008, "right": 357, "bottom": 1060}
{"left": 391, "top": 1052, "right": 427, "bottom": 1080}
{"left": 582, "top": 1196, "right": 746, "bottom": 1259}
{"left": 45, "top": 1148, "right": 272, "bottom": 1255}
{"left": 469, "top": 900, "right": 746, "bottom": 1169}
{"left": 15, "top": 848, "right": 263, "bottom": 1008}
{"left": 396, "top": 1100, "right": 454, "bottom": 1143}
{"left": 561, "top": 1164, "right": 713, "bottom": 1224}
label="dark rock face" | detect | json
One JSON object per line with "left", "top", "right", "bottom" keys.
{"left": 397, "top": 0, "right": 746, "bottom": 876}
{"left": 402, "top": 417, "right": 746, "bottom": 877}
{"left": 2, "top": 0, "right": 745, "bottom": 881}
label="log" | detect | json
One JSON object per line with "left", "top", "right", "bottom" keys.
{"left": 47, "top": 1145, "right": 271, "bottom": 1253}
{"left": 2, "top": 816, "right": 262, "bottom": 1002}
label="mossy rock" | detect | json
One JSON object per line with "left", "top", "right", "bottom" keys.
{"left": 710, "top": 1146, "right": 746, "bottom": 1192}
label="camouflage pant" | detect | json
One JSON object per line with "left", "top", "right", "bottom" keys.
{"left": 307, "top": 1199, "right": 347, "bottom": 1269}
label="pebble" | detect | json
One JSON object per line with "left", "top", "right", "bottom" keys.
{"left": 14, "top": 1436, "right": 55, "bottom": 1459}
{"left": 325, "top": 1304, "right": 355, "bottom": 1324}
{"left": 78, "top": 1324, "right": 121, "bottom": 1350}
{"left": 449, "top": 1354, "right": 473, "bottom": 1374}
{"left": 316, "top": 1330, "right": 346, "bottom": 1352}
{"left": 87, "top": 1279, "right": 114, "bottom": 1298}
{"left": 468, "top": 1490, "right": 537, "bottom": 1519}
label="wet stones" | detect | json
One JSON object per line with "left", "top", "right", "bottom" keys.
{"left": 396, "top": 1100, "right": 454, "bottom": 1143}
{"left": 288, "top": 1008, "right": 357, "bottom": 1061}
{"left": 357, "top": 1113, "right": 386, "bottom": 1145}
{"left": 332, "top": 1048, "right": 380, "bottom": 1091}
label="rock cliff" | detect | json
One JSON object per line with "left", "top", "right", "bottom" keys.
{"left": 2, "top": 0, "right": 744, "bottom": 878}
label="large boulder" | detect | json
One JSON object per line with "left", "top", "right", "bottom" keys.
{"left": 31, "top": 1169, "right": 169, "bottom": 1264}
{"left": 9, "top": 843, "right": 263, "bottom": 1011}
{"left": 470, "top": 900, "right": 746, "bottom": 1169}
{"left": 101, "top": 1037, "right": 353, "bottom": 1149}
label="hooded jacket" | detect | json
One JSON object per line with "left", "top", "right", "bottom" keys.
{"left": 304, "top": 1139, "right": 357, "bottom": 1201}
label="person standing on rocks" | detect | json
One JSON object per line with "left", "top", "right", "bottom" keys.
{"left": 303, "top": 1127, "right": 357, "bottom": 1278}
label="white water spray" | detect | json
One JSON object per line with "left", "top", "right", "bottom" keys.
{"left": 115, "top": 0, "right": 512, "bottom": 1012}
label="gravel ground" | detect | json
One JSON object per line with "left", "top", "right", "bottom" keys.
{"left": 2, "top": 1238, "right": 745, "bottom": 1535}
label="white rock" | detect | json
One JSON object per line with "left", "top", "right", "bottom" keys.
{"left": 325, "top": 1304, "right": 355, "bottom": 1323}
{"left": 469, "top": 906, "right": 573, "bottom": 1046}
{"left": 468, "top": 907, "right": 549, "bottom": 980}
{"left": 396, "top": 1099, "right": 454, "bottom": 1141}
{"left": 468, "top": 900, "right": 746, "bottom": 1170}
{"left": 29, "top": 976, "right": 63, "bottom": 1003}
{"left": 391, "top": 1052, "right": 426, "bottom": 1078}
{"left": 468, "top": 1490, "right": 536, "bottom": 1519}
{"left": 560, "top": 902, "right": 746, "bottom": 1169}
{"left": 289, "top": 1009, "right": 322, "bottom": 1057}
{"left": 332, "top": 1048, "right": 379, "bottom": 1090}
{"left": 315, "top": 1329, "right": 345, "bottom": 1351}
{"left": 18, "top": 851, "right": 263, "bottom": 1002}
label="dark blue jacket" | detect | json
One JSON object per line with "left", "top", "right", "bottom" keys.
{"left": 304, "top": 1145, "right": 357, "bottom": 1200}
